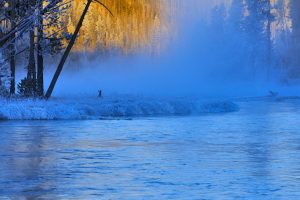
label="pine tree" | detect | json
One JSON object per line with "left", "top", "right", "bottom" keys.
{"left": 243, "top": 0, "right": 274, "bottom": 77}
{"left": 288, "top": 0, "right": 300, "bottom": 77}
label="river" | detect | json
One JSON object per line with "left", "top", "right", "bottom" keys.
{"left": 1, "top": 98, "right": 300, "bottom": 199}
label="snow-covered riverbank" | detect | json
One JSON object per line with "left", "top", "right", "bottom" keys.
{"left": 0, "top": 96, "right": 238, "bottom": 120}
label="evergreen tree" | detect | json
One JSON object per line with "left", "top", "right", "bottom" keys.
{"left": 242, "top": 0, "right": 274, "bottom": 77}
{"left": 288, "top": 0, "right": 300, "bottom": 78}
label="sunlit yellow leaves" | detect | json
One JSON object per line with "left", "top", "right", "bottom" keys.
{"left": 66, "top": 0, "right": 166, "bottom": 53}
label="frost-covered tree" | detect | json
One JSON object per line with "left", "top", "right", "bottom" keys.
{"left": 0, "top": 0, "right": 71, "bottom": 97}
{"left": 244, "top": 0, "right": 274, "bottom": 75}
{"left": 0, "top": 0, "right": 16, "bottom": 95}
{"left": 223, "top": 0, "right": 276, "bottom": 78}
{"left": 287, "top": 0, "right": 300, "bottom": 78}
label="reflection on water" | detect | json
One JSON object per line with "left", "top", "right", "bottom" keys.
{"left": 1, "top": 100, "right": 300, "bottom": 199}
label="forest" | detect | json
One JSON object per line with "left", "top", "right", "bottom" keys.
{"left": 0, "top": 0, "right": 165, "bottom": 98}
{"left": 0, "top": 0, "right": 299, "bottom": 99}
{"left": 210, "top": 0, "right": 300, "bottom": 83}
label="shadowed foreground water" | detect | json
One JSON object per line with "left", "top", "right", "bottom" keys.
{"left": 0, "top": 99, "right": 300, "bottom": 199}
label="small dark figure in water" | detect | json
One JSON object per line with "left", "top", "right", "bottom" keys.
{"left": 269, "top": 91, "right": 279, "bottom": 97}
{"left": 98, "top": 90, "right": 102, "bottom": 98}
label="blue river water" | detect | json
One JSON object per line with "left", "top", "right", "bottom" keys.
{"left": 0, "top": 98, "right": 300, "bottom": 199}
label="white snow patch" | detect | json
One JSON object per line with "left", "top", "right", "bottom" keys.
{"left": 0, "top": 96, "right": 239, "bottom": 120}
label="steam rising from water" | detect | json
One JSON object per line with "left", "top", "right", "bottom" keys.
{"left": 44, "top": 0, "right": 298, "bottom": 98}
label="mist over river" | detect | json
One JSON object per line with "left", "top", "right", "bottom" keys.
{"left": 1, "top": 0, "right": 300, "bottom": 199}
{"left": 1, "top": 97, "right": 300, "bottom": 199}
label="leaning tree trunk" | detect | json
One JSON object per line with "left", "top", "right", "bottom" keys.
{"left": 45, "top": 0, "right": 93, "bottom": 99}
{"left": 37, "top": 0, "right": 44, "bottom": 97}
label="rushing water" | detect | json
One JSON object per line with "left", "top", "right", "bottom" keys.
{"left": 0, "top": 98, "right": 300, "bottom": 199}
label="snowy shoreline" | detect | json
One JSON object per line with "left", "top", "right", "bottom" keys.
{"left": 0, "top": 96, "right": 239, "bottom": 120}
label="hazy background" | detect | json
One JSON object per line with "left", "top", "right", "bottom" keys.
{"left": 43, "top": 0, "right": 299, "bottom": 98}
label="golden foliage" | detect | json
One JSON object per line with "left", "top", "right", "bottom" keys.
{"left": 66, "top": 0, "right": 166, "bottom": 53}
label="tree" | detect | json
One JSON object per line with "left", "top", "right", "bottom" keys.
{"left": 0, "top": 0, "right": 17, "bottom": 95}
{"left": 16, "top": 0, "right": 70, "bottom": 97}
{"left": 288, "top": 0, "right": 300, "bottom": 77}
{"left": 241, "top": 0, "right": 275, "bottom": 77}
{"left": 37, "top": 0, "right": 44, "bottom": 96}
{"left": 8, "top": 0, "right": 16, "bottom": 95}
{"left": 45, "top": 0, "right": 112, "bottom": 99}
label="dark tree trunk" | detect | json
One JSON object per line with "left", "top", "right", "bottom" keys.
{"left": 37, "top": 0, "right": 44, "bottom": 97}
{"left": 28, "top": 29, "right": 36, "bottom": 92}
{"left": 45, "top": 0, "right": 93, "bottom": 99}
{"left": 9, "top": 0, "right": 16, "bottom": 95}
{"left": 9, "top": 41, "right": 15, "bottom": 95}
